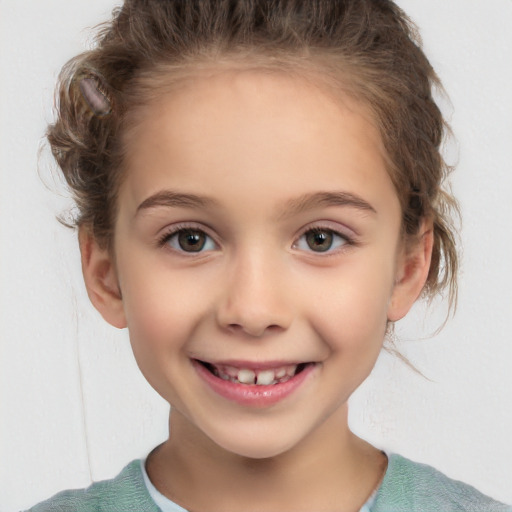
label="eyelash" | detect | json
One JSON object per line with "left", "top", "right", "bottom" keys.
{"left": 293, "top": 226, "right": 354, "bottom": 255}
{"left": 157, "top": 224, "right": 355, "bottom": 255}
{"left": 157, "top": 223, "right": 218, "bottom": 253}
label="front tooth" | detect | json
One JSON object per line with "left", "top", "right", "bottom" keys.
{"left": 237, "top": 369, "right": 256, "bottom": 384}
{"left": 256, "top": 370, "right": 275, "bottom": 386}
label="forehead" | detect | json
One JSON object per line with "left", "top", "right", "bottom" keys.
{"left": 119, "top": 70, "right": 399, "bottom": 222}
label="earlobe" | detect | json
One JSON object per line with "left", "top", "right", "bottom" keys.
{"left": 79, "top": 228, "right": 127, "bottom": 329}
{"left": 387, "top": 222, "right": 434, "bottom": 322}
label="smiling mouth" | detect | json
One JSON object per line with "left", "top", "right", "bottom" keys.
{"left": 197, "top": 361, "right": 310, "bottom": 386}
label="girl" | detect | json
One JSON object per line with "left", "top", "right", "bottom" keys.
{"left": 15, "top": 0, "right": 511, "bottom": 510}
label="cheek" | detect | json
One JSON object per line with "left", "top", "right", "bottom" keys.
{"left": 305, "top": 258, "right": 395, "bottom": 351}
{"left": 315, "top": 292, "right": 388, "bottom": 352}
{"left": 118, "top": 262, "right": 214, "bottom": 354}
{"left": 119, "top": 272, "right": 213, "bottom": 397}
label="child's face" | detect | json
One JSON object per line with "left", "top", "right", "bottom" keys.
{"left": 90, "top": 70, "right": 423, "bottom": 459}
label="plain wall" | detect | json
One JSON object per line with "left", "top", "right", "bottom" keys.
{"left": 1, "top": 1, "right": 511, "bottom": 510}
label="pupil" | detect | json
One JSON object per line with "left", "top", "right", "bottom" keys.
{"left": 307, "top": 230, "right": 332, "bottom": 252}
{"left": 178, "top": 230, "right": 206, "bottom": 252}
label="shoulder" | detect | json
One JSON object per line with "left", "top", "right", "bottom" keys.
{"left": 26, "top": 460, "right": 160, "bottom": 512}
{"left": 372, "top": 453, "right": 512, "bottom": 512}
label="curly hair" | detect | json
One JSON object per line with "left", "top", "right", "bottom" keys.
{"left": 47, "top": 0, "right": 459, "bottom": 309}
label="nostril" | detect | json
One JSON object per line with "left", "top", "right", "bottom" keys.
{"left": 225, "top": 322, "right": 283, "bottom": 337}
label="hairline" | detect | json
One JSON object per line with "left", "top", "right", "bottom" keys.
{"left": 103, "top": 52, "right": 425, "bottom": 254}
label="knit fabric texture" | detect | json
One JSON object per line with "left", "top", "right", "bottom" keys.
{"left": 27, "top": 453, "right": 511, "bottom": 511}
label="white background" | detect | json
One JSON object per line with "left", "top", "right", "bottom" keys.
{"left": 1, "top": 1, "right": 511, "bottom": 510}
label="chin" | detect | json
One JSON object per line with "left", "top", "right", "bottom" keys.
{"left": 206, "top": 422, "right": 302, "bottom": 460}
{"left": 220, "top": 439, "right": 294, "bottom": 460}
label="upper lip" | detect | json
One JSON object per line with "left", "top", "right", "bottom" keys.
{"left": 194, "top": 359, "right": 309, "bottom": 370}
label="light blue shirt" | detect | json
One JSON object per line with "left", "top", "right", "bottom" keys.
{"left": 141, "top": 459, "right": 378, "bottom": 512}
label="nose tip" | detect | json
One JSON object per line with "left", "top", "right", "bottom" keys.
{"left": 215, "top": 257, "right": 292, "bottom": 338}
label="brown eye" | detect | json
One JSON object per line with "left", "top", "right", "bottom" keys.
{"left": 162, "top": 228, "right": 216, "bottom": 253}
{"left": 294, "top": 228, "right": 349, "bottom": 254}
{"left": 177, "top": 230, "right": 207, "bottom": 252}
{"left": 305, "top": 230, "right": 334, "bottom": 252}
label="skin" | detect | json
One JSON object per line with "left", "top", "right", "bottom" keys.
{"left": 80, "top": 70, "right": 433, "bottom": 511}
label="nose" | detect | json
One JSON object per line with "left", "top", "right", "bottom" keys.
{"left": 215, "top": 249, "right": 293, "bottom": 338}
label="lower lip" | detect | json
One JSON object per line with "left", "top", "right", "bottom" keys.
{"left": 193, "top": 361, "right": 316, "bottom": 408}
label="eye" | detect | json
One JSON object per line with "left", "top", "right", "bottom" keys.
{"left": 295, "top": 228, "right": 349, "bottom": 253}
{"left": 162, "top": 228, "right": 217, "bottom": 253}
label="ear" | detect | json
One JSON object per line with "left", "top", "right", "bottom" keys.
{"left": 79, "top": 228, "right": 127, "bottom": 329}
{"left": 387, "top": 221, "right": 433, "bottom": 322}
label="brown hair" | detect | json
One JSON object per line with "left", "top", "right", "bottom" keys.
{"left": 48, "top": 0, "right": 459, "bottom": 309}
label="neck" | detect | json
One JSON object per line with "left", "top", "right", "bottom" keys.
{"left": 146, "top": 406, "right": 386, "bottom": 512}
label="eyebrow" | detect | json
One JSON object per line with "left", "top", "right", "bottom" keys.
{"left": 136, "top": 191, "right": 218, "bottom": 214}
{"left": 279, "top": 191, "right": 377, "bottom": 218}
{"left": 135, "top": 189, "right": 376, "bottom": 217}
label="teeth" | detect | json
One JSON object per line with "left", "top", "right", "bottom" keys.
{"left": 256, "top": 370, "right": 275, "bottom": 386}
{"left": 209, "top": 363, "right": 302, "bottom": 386}
{"left": 275, "top": 368, "right": 287, "bottom": 378}
{"left": 224, "top": 366, "right": 239, "bottom": 378}
{"left": 237, "top": 369, "right": 256, "bottom": 384}
{"left": 286, "top": 365, "right": 297, "bottom": 376}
